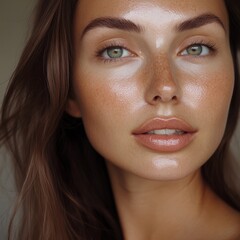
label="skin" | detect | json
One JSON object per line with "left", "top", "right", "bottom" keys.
{"left": 68, "top": 0, "right": 240, "bottom": 239}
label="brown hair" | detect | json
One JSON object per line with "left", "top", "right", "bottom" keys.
{"left": 0, "top": 0, "right": 240, "bottom": 239}
{"left": 202, "top": 0, "right": 240, "bottom": 210}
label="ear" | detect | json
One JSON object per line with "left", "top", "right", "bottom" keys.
{"left": 65, "top": 99, "right": 82, "bottom": 118}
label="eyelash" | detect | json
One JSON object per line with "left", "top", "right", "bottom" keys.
{"left": 95, "top": 40, "right": 217, "bottom": 63}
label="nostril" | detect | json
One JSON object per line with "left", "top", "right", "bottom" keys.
{"left": 153, "top": 95, "right": 161, "bottom": 102}
{"left": 172, "top": 95, "right": 177, "bottom": 101}
{"left": 152, "top": 94, "right": 177, "bottom": 103}
{"left": 145, "top": 75, "right": 179, "bottom": 104}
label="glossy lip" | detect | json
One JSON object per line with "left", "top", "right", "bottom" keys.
{"left": 132, "top": 117, "right": 197, "bottom": 152}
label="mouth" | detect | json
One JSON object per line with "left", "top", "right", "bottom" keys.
{"left": 133, "top": 117, "right": 197, "bottom": 152}
{"left": 146, "top": 129, "right": 185, "bottom": 135}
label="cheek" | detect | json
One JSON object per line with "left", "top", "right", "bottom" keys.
{"left": 186, "top": 73, "right": 233, "bottom": 113}
{"left": 180, "top": 59, "right": 234, "bottom": 150}
{"left": 72, "top": 62, "right": 143, "bottom": 147}
{"left": 206, "top": 71, "right": 234, "bottom": 143}
{"left": 73, "top": 60, "right": 144, "bottom": 119}
{"left": 178, "top": 55, "right": 234, "bottom": 115}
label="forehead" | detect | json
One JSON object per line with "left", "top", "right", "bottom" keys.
{"left": 74, "top": 0, "right": 228, "bottom": 32}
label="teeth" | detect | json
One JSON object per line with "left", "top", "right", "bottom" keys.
{"left": 148, "top": 129, "right": 184, "bottom": 135}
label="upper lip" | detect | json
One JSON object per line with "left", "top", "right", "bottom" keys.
{"left": 132, "top": 117, "right": 197, "bottom": 134}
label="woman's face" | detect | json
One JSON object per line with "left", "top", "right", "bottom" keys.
{"left": 69, "top": 0, "right": 234, "bottom": 180}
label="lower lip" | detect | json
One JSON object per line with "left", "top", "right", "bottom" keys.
{"left": 134, "top": 133, "right": 195, "bottom": 152}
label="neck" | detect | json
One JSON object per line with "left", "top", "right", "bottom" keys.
{"left": 107, "top": 164, "right": 209, "bottom": 240}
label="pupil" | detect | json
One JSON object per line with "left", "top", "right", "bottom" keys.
{"left": 108, "top": 47, "right": 123, "bottom": 58}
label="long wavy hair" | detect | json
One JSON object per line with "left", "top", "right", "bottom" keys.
{"left": 0, "top": 0, "right": 240, "bottom": 239}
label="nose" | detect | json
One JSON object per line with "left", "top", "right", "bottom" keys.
{"left": 144, "top": 56, "right": 179, "bottom": 105}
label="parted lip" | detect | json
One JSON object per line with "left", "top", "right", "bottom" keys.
{"left": 132, "top": 117, "right": 197, "bottom": 135}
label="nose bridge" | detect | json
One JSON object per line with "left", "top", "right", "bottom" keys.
{"left": 145, "top": 53, "right": 179, "bottom": 104}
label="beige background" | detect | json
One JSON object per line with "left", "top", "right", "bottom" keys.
{"left": 0, "top": 1, "right": 239, "bottom": 239}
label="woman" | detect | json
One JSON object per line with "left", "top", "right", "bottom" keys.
{"left": 1, "top": 0, "right": 240, "bottom": 239}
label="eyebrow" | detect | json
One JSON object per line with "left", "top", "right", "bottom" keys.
{"left": 81, "top": 17, "right": 143, "bottom": 38}
{"left": 176, "top": 13, "right": 225, "bottom": 32}
{"left": 81, "top": 13, "right": 225, "bottom": 38}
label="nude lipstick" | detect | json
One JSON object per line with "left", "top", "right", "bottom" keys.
{"left": 132, "top": 118, "right": 197, "bottom": 152}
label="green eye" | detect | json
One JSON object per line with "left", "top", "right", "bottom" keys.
{"left": 181, "top": 44, "right": 211, "bottom": 56}
{"left": 187, "top": 45, "right": 203, "bottom": 55}
{"left": 101, "top": 46, "right": 131, "bottom": 60}
{"left": 106, "top": 47, "right": 124, "bottom": 58}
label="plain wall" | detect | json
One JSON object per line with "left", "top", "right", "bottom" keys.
{"left": 0, "top": 0, "right": 36, "bottom": 239}
{"left": 0, "top": 0, "right": 36, "bottom": 100}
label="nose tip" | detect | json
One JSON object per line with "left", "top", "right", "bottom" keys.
{"left": 145, "top": 65, "right": 179, "bottom": 105}
{"left": 150, "top": 92, "right": 178, "bottom": 105}
{"left": 152, "top": 84, "right": 178, "bottom": 103}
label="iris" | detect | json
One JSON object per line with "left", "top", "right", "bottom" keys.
{"left": 106, "top": 47, "right": 124, "bottom": 58}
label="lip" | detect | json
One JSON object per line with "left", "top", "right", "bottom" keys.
{"left": 132, "top": 117, "right": 197, "bottom": 152}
